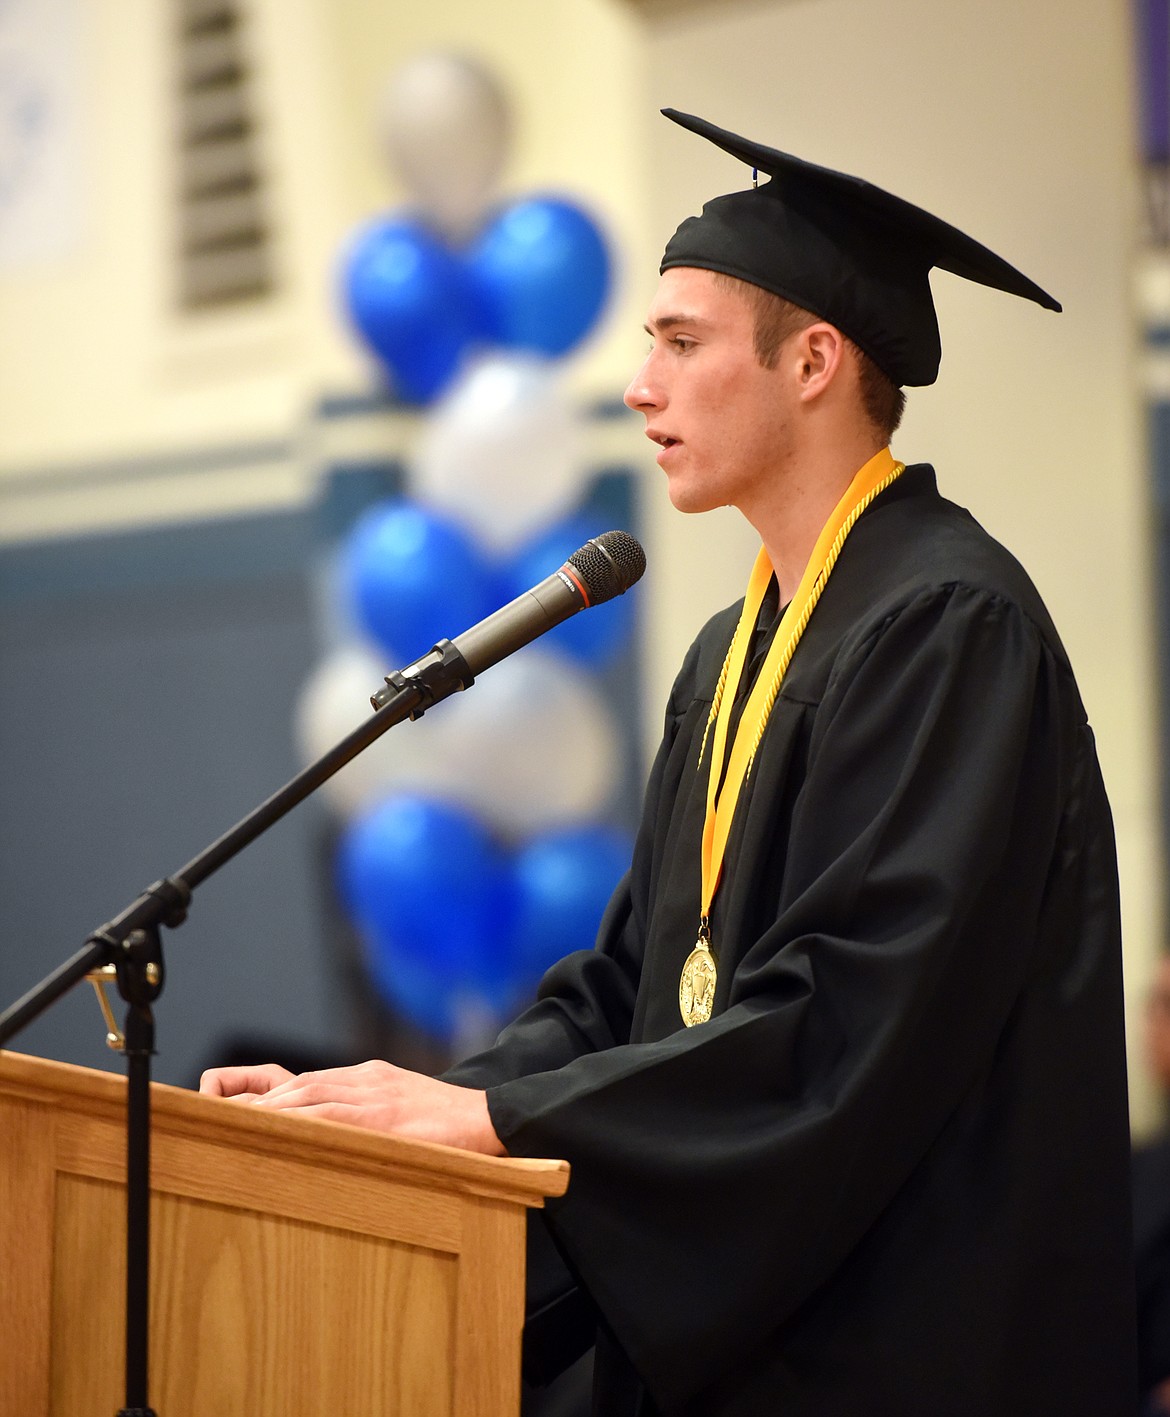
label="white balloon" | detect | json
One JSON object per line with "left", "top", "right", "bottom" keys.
{"left": 433, "top": 649, "right": 622, "bottom": 836}
{"left": 294, "top": 643, "right": 466, "bottom": 816}
{"left": 412, "top": 354, "right": 588, "bottom": 554}
{"left": 376, "top": 53, "right": 511, "bottom": 242}
{"left": 294, "top": 643, "right": 621, "bottom": 832}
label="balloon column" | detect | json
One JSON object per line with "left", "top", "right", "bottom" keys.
{"left": 341, "top": 51, "right": 612, "bottom": 408}
{"left": 297, "top": 54, "right": 635, "bottom": 1053}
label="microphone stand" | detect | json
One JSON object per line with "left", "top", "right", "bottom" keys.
{"left": 0, "top": 641, "right": 472, "bottom": 1417}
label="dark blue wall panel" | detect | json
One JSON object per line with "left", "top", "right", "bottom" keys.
{"left": 0, "top": 510, "right": 344, "bottom": 1085}
{"left": 0, "top": 463, "right": 643, "bottom": 1086}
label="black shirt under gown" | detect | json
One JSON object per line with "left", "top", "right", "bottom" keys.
{"left": 447, "top": 464, "right": 1137, "bottom": 1416}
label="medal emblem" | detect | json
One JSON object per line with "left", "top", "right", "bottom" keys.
{"left": 679, "top": 938, "right": 717, "bottom": 1027}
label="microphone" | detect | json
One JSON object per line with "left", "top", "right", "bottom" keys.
{"left": 370, "top": 530, "right": 646, "bottom": 714}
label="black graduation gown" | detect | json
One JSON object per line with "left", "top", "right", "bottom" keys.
{"left": 447, "top": 465, "right": 1137, "bottom": 1416}
{"left": 1132, "top": 1135, "right": 1170, "bottom": 1397}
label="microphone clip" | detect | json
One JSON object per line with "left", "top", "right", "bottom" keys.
{"left": 370, "top": 638, "right": 474, "bottom": 717}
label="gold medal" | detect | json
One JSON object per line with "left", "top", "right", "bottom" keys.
{"left": 679, "top": 927, "right": 717, "bottom": 1027}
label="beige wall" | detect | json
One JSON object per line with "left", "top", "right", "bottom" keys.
{"left": 0, "top": 0, "right": 350, "bottom": 471}
{"left": 0, "top": 0, "right": 648, "bottom": 479}
{"left": 0, "top": 0, "right": 1160, "bottom": 1121}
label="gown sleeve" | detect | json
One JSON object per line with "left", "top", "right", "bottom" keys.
{"left": 464, "top": 583, "right": 1103, "bottom": 1412}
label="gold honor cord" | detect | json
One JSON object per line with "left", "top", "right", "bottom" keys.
{"left": 678, "top": 447, "right": 905, "bottom": 1027}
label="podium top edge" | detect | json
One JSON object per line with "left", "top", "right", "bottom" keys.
{"left": 0, "top": 1049, "right": 570, "bottom": 1204}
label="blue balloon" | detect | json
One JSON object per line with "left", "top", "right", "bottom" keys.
{"left": 362, "top": 939, "right": 462, "bottom": 1043}
{"left": 468, "top": 197, "right": 611, "bottom": 357}
{"left": 506, "top": 513, "right": 637, "bottom": 667}
{"left": 510, "top": 826, "right": 632, "bottom": 982}
{"left": 337, "top": 796, "right": 517, "bottom": 1030}
{"left": 359, "top": 927, "right": 523, "bottom": 1045}
{"left": 344, "top": 500, "right": 497, "bottom": 661}
{"left": 341, "top": 216, "right": 481, "bottom": 403}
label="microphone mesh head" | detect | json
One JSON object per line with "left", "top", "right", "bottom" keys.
{"left": 567, "top": 531, "right": 647, "bottom": 605}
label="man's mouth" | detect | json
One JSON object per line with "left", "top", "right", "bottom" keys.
{"left": 647, "top": 430, "right": 680, "bottom": 450}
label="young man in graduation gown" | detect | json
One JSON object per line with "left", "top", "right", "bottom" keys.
{"left": 202, "top": 111, "right": 1138, "bottom": 1414}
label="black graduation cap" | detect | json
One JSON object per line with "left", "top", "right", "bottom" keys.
{"left": 659, "top": 108, "right": 1061, "bottom": 387}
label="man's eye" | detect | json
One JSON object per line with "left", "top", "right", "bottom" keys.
{"left": 671, "top": 337, "right": 695, "bottom": 352}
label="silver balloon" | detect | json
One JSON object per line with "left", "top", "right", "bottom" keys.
{"left": 377, "top": 52, "right": 512, "bottom": 242}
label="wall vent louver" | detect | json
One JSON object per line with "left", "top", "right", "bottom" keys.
{"left": 174, "top": 0, "right": 274, "bottom": 309}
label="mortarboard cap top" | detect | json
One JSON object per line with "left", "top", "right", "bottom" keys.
{"left": 659, "top": 108, "right": 1060, "bottom": 388}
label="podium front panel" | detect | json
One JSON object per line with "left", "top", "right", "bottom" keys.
{"left": 0, "top": 1052, "right": 568, "bottom": 1417}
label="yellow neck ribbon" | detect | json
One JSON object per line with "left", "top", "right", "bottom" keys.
{"left": 698, "top": 446, "right": 904, "bottom": 931}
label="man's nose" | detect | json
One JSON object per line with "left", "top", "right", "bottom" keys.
{"left": 624, "top": 356, "right": 662, "bottom": 414}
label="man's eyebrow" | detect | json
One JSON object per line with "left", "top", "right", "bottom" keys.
{"left": 643, "top": 313, "right": 707, "bottom": 335}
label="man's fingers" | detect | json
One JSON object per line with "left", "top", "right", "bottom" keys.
{"left": 259, "top": 1061, "right": 398, "bottom": 1102}
{"left": 199, "top": 1063, "right": 294, "bottom": 1097}
{"left": 268, "top": 1101, "right": 361, "bottom": 1125}
{"left": 255, "top": 1080, "right": 382, "bottom": 1110}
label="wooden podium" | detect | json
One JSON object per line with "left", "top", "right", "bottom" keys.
{"left": 0, "top": 1050, "right": 569, "bottom": 1416}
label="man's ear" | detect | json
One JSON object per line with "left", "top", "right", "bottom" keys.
{"left": 794, "top": 322, "right": 846, "bottom": 402}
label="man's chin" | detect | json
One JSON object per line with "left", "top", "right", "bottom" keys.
{"left": 667, "top": 481, "right": 723, "bottom": 515}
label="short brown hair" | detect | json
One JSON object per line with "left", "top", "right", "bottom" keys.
{"left": 713, "top": 272, "right": 906, "bottom": 442}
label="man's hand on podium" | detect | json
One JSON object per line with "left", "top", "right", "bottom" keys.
{"left": 198, "top": 1060, "right": 505, "bottom": 1155}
